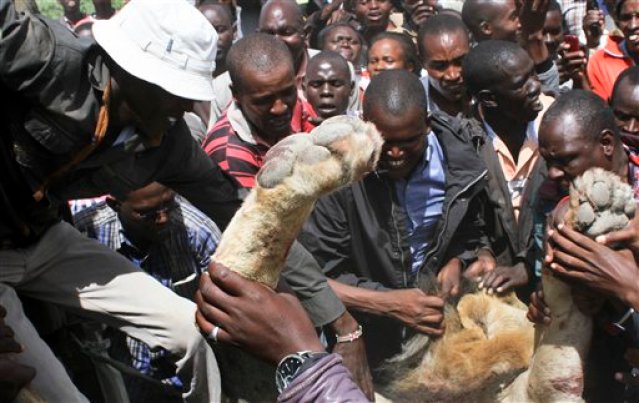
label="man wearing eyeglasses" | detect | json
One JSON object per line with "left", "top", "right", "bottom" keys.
{"left": 72, "top": 182, "right": 221, "bottom": 401}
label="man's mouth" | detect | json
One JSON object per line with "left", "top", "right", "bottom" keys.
{"left": 385, "top": 159, "right": 405, "bottom": 169}
{"left": 317, "top": 103, "right": 337, "bottom": 113}
{"left": 628, "top": 32, "right": 639, "bottom": 45}
{"left": 367, "top": 12, "right": 383, "bottom": 22}
{"left": 527, "top": 92, "right": 543, "bottom": 112}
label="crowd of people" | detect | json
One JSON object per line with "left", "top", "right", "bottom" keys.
{"left": 2, "top": 0, "right": 639, "bottom": 401}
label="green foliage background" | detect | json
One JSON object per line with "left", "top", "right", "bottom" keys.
{"left": 36, "top": 0, "right": 125, "bottom": 18}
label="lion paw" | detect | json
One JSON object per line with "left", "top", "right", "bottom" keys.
{"left": 568, "top": 167, "right": 636, "bottom": 237}
{"left": 256, "top": 116, "right": 382, "bottom": 191}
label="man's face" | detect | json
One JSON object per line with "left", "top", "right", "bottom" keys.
{"left": 366, "top": 105, "right": 428, "bottom": 179}
{"left": 543, "top": 9, "right": 564, "bottom": 56}
{"left": 115, "top": 183, "right": 177, "bottom": 245}
{"left": 115, "top": 73, "right": 194, "bottom": 147}
{"left": 612, "top": 79, "right": 639, "bottom": 149}
{"left": 540, "top": 115, "right": 609, "bottom": 191}
{"left": 200, "top": 6, "right": 235, "bottom": 67}
{"left": 402, "top": 0, "right": 438, "bottom": 26}
{"left": 355, "top": 0, "right": 394, "bottom": 29}
{"left": 304, "top": 59, "right": 353, "bottom": 119}
{"left": 322, "top": 26, "right": 363, "bottom": 64}
{"left": 258, "top": 4, "right": 306, "bottom": 69}
{"left": 368, "top": 38, "right": 411, "bottom": 77}
{"left": 421, "top": 29, "right": 469, "bottom": 101}
{"left": 486, "top": 0, "right": 521, "bottom": 42}
{"left": 486, "top": 53, "right": 543, "bottom": 122}
{"left": 618, "top": 0, "right": 639, "bottom": 53}
{"left": 234, "top": 63, "right": 297, "bottom": 143}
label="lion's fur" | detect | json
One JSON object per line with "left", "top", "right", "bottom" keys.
{"left": 213, "top": 116, "right": 383, "bottom": 287}
{"left": 382, "top": 291, "right": 534, "bottom": 402}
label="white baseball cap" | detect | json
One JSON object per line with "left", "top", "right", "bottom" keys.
{"left": 93, "top": 0, "right": 218, "bottom": 101}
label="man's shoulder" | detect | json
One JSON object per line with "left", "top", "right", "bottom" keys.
{"left": 202, "top": 114, "right": 235, "bottom": 154}
{"left": 72, "top": 201, "right": 117, "bottom": 232}
{"left": 176, "top": 197, "right": 221, "bottom": 235}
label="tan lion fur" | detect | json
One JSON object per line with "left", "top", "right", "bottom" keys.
{"left": 213, "top": 116, "right": 383, "bottom": 287}
{"left": 383, "top": 274, "right": 592, "bottom": 402}
{"left": 383, "top": 290, "right": 534, "bottom": 402}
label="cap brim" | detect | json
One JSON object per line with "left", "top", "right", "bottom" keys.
{"left": 93, "top": 20, "right": 215, "bottom": 102}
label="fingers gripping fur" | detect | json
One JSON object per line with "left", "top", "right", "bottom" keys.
{"left": 212, "top": 116, "right": 383, "bottom": 288}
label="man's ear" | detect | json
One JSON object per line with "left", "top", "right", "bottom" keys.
{"left": 479, "top": 21, "right": 492, "bottom": 37}
{"left": 232, "top": 22, "right": 238, "bottom": 39}
{"left": 477, "top": 89, "right": 497, "bottom": 108}
{"left": 599, "top": 128, "right": 616, "bottom": 157}
{"left": 349, "top": 80, "right": 356, "bottom": 96}
{"left": 106, "top": 197, "right": 121, "bottom": 212}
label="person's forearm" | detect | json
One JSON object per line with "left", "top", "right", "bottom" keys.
{"left": 327, "top": 279, "right": 392, "bottom": 317}
{"left": 523, "top": 31, "right": 550, "bottom": 65}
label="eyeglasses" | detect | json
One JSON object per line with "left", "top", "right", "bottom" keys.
{"left": 135, "top": 200, "right": 178, "bottom": 221}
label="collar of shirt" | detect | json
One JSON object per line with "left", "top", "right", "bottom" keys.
{"left": 393, "top": 131, "right": 447, "bottom": 213}
{"left": 483, "top": 119, "right": 538, "bottom": 145}
{"left": 419, "top": 75, "right": 440, "bottom": 114}
{"left": 483, "top": 119, "right": 539, "bottom": 175}
{"left": 227, "top": 101, "right": 272, "bottom": 148}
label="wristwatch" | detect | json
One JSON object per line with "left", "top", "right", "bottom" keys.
{"left": 275, "top": 351, "right": 329, "bottom": 393}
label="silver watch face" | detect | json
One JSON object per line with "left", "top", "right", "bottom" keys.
{"left": 275, "top": 355, "right": 305, "bottom": 393}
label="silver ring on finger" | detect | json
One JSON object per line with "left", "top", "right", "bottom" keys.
{"left": 208, "top": 325, "right": 220, "bottom": 344}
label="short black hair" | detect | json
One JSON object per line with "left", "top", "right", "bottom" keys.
{"left": 541, "top": 90, "right": 619, "bottom": 142}
{"left": 307, "top": 50, "right": 351, "bottom": 78}
{"left": 197, "top": 0, "right": 236, "bottom": 22}
{"left": 317, "top": 22, "right": 363, "bottom": 49}
{"left": 363, "top": 69, "right": 427, "bottom": 118}
{"left": 417, "top": 14, "right": 469, "bottom": 59}
{"left": 462, "top": 39, "right": 529, "bottom": 95}
{"left": 368, "top": 31, "right": 420, "bottom": 75}
{"left": 612, "top": 66, "right": 639, "bottom": 103}
{"left": 227, "top": 33, "right": 294, "bottom": 91}
{"left": 547, "top": 0, "right": 562, "bottom": 13}
{"left": 462, "top": 0, "right": 507, "bottom": 40}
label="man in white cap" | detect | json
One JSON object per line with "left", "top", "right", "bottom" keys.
{"left": 0, "top": 0, "right": 237, "bottom": 400}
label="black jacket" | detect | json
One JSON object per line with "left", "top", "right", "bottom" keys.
{"left": 0, "top": 1, "right": 242, "bottom": 244}
{"left": 474, "top": 118, "right": 548, "bottom": 284}
{"left": 299, "top": 112, "right": 488, "bottom": 366}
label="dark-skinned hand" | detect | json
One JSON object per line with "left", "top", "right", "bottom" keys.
{"left": 520, "top": 0, "right": 550, "bottom": 34}
{"left": 464, "top": 249, "right": 497, "bottom": 281}
{"left": 546, "top": 223, "right": 639, "bottom": 310}
{"left": 596, "top": 210, "right": 639, "bottom": 255}
{"left": 583, "top": 9, "right": 604, "bottom": 48}
{"left": 195, "top": 262, "right": 324, "bottom": 365}
{"left": 328, "top": 310, "right": 373, "bottom": 400}
{"left": 385, "top": 288, "right": 445, "bottom": 336}
{"left": 557, "top": 44, "right": 589, "bottom": 88}
{"left": 479, "top": 263, "right": 529, "bottom": 294}
{"left": 437, "top": 257, "right": 462, "bottom": 299}
{"left": 332, "top": 337, "right": 374, "bottom": 400}
{"left": 0, "top": 305, "right": 36, "bottom": 402}
{"left": 526, "top": 288, "right": 552, "bottom": 324}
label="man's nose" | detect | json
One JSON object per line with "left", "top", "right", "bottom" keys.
{"left": 270, "top": 98, "right": 289, "bottom": 115}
